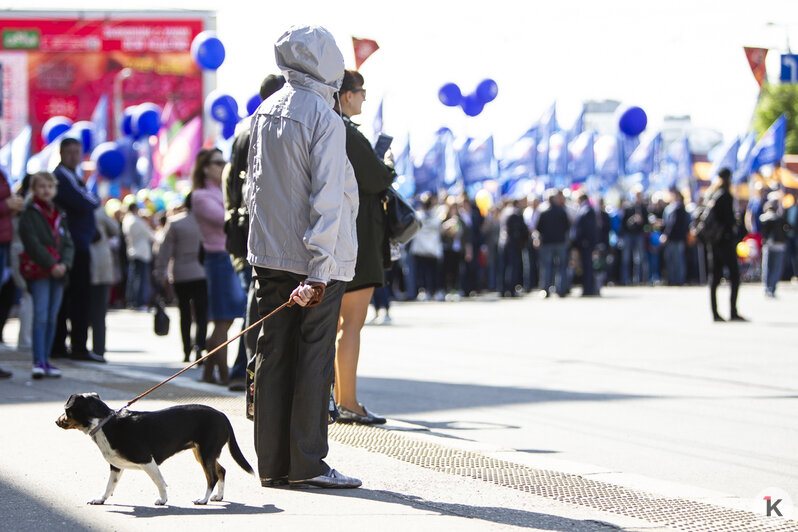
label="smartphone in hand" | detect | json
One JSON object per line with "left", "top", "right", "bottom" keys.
{"left": 373, "top": 133, "right": 393, "bottom": 159}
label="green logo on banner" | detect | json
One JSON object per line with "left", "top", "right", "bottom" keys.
{"left": 3, "top": 30, "right": 40, "bottom": 50}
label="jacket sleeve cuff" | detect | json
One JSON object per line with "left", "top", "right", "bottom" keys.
{"left": 305, "top": 276, "right": 327, "bottom": 285}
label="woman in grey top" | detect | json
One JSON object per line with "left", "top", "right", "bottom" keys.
{"left": 153, "top": 193, "right": 207, "bottom": 362}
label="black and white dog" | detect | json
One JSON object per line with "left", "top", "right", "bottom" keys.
{"left": 56, "top": 393, "right": 253, "bottom": 506}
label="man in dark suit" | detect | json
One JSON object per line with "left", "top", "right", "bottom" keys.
{"left": 571, "top": 191, "right": 598, "bottom": 296}
{"left": 52, "top": 137, "right": 104, "bottom": 362}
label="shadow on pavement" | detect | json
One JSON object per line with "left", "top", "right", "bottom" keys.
{"left": 0, "top": 477, "right": 93, "bottom": 531}
{"left": 358, "top": 376, "right": 658, "bottom": 416}
{"left": 311, "top": 488, "right": 618, "bottom": 530}
{"left": 104, "top": 501, "right": 283, "bottom": 518}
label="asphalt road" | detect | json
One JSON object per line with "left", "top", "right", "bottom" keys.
{"left": 0, "top": 281, "right": 795, "bottom": 530}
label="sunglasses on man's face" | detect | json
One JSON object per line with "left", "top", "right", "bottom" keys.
{"left": 208, "top": 160, "right": 226, "bottom": 167}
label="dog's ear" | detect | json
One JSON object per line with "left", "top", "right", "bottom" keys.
{"left": 64, "top": 394, "right": 79, "bottom": 409}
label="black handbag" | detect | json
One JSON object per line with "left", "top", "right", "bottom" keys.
{"left": 381, "top": 187, "right": 421, "bottom": 245}
{"left": 153, "top": 300, "right": 170, "bottom": 336}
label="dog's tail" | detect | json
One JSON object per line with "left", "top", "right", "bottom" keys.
{"left": 226, "top": 418, "right": 254, "bottom": 475}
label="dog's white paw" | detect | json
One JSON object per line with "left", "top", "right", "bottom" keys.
{"left": 210, "top": 494, "right": 223, "bottom": 502}
{"left": 154, "top": 498, "right": 167, "bottom": 506}
{"left": 193, "top": 498, "right": 209, "bottom": 505}
{"left": 88, "top": 498, "right": 106, "bottom": 505}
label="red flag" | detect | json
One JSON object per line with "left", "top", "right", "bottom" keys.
{"left": 352, "top": 37, "right": 379, "bottom": 70}
{"left": 744, "top": 47, "right": 769, "bottom": 89}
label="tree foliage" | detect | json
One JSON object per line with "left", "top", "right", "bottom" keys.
{"left": 754, "top": 83, "right": 798, "bottom": 154}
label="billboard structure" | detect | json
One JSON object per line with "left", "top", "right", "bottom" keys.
{"left": 0, "top": 11, "right": 212, "bottom": 155}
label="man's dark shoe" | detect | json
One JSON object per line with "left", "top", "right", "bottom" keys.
{"left": 713, "top": 314, "right": 725, "bottom": 322}
{"left": 730, "top": 314, "right": 748, "bottom": 322}
{"left": 0, "top": 367, "right": 12, "bottom": 378}
{"left": 50, "top": 348, "right": 71, "bottom": 359}
{"left": 290, "top": 469, "right": 361, "bottom": 489}
{"left": 260, "top": 477, "right": 288, "bottom": 487}
{"left": 70, "top": 350, "right": 107, "bottom": 363}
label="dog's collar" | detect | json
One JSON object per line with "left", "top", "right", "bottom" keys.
{"left": 89, "top": 413, "right": 116, "bottom": 437}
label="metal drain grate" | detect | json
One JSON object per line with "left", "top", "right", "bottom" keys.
{"left": 329, "top": 423, "right": 797, "bottom": 532}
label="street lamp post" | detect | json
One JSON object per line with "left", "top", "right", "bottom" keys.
{"left": 113, "top": 67, "right": 133, "bottom": 138}
{"left": 766, "top": 22, "right": 792, "bottom": 53}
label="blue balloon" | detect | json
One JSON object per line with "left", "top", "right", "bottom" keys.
{"left": 42, "top": 116, "right": 73, "bottom": 144}
{"left": 619, "top": 106, "right": 647, "bottom": 137}
{"left": 475, "top": 79, "right": 499, "bottom": 104}
{"left": 205, "top": 92, "right": 239, "bottom": 124}
{"left": 222, "top": 121, "right": 236, "bottom": 140}
{"left": 191, "top": 31, "right": 226, "bottom": 70}
{"left": 246, "top": 94, "right": 262, "bottom": 116}
{"left": 91, "top": 142, "right": 126, "bottom": 179}
{"left": 121, "top": 107, "right": 137, "bottom": 136}
{"left": 460, "top": 93, "right": 484, "bottom": 117}
{"left": 438, "top": 83, "right": 462, "bottom": 107}
{"left": 134, "top": 103, "right": 162, "bottom": 137}
{"left": 71, "top": 121, "right": 95, "bottom": 153}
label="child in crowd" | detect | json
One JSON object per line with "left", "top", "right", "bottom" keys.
{"left": 18, "top": 171, "right": 74, "bottom": 379}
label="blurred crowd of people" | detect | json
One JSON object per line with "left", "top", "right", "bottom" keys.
{"left": 379, "top": 178, "right": 797, "bottom": 307}
{"left": 1, "top": 134, "right": 795, "bottom": 384}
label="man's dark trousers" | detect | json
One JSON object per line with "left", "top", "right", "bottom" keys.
{"left": 253, "top": 267, "right": 345, "bottom": 482}
{"left": 53, "top": 246, "right": 91, "bottom": 355}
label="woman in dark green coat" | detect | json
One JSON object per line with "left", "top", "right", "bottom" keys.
{"left": 334, "top": 70, "right": 395, "bottom": 424}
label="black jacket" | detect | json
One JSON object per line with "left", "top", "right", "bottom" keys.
{"left": 537, "top": 203, "right": 570, "bottom": 245}
{"left": 343, "top": 116, "right": 396, "bottom": 291}
{"left": 571, "top": 203, "right": 597, "bottom": 250}
{"left": 663, "top": 202, "right": 689, "bottom": 242}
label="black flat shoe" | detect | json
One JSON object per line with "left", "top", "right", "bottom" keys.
{"left": 70, "top": 351, "right": 106, "bottom": 363}
{"left": 336, "top": 404, "right": 386, "bottom": 425}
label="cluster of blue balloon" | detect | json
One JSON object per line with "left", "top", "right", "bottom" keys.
{"left": 438, "top": 79, "right": 499, "bottom": 117}
{"left": 95, "top": 102, "right": 162, "bottom": 180}
{"left": 190, "top": 31, "right": 246, "bottom": 141}
{"left": 618, "top": 106, "right": 647, "bottom": 137}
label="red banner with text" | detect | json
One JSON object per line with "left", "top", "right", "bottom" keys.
{"left": 0, "top": 17, "right": 206, "bottom": 149}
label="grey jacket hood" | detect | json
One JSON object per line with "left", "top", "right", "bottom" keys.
{"left": 274, "top": 25, "right": 344, "bottom": 106}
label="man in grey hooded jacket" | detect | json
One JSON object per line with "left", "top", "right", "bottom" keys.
{"left": 245, "top": 25, "right": 360, "bottom": 489}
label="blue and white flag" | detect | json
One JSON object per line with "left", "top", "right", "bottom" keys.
{"left": 568, "top": 105, "right": 585, "bottom": 141}
{"left": 751, "top": 114, "right": 786, "bottom": 171}
{"left": 26, "top": 135, "right": 62, "bottom": 175}
{"left": 708, "top": 136, "right": 740, "bottom": 179}
{"left": 626, "top": 132, "right": 662, "bottom": 176}
{"left": 664, "top": 136, "right": 692, "bottom": 191}
{"left": 458, "top": 136, "right": 496, "bottom": 186}
{"left": 594, "top": 134, "right": 620, "bottom": 179}
{"left": 91, "top": 95, "right": 109, "bottom": 147}
{"left": 499, "top": 129, "right": 537, "bottom": 181}
{"left": 393, "top": 135, "right": 415, "bottom": 198}
{"left": 547, "top": 131, "right": 568, "bottom": 178}
{"left": 734, "top": 132, "right": 756, "bottom": 184}
{"left": 568, "top": 130, "right": 594, "bottom": 183}
{"left": 414, "top": 128, "right": 456, "bottom": 194}
{"left": 0, "top": 125, "right": 32, "bottom": 186}
{"left": 619, "top": 133, "right": 640, "bottom": 175}
{"left": 535, "top": 103, "right": 557, "bottom": 175}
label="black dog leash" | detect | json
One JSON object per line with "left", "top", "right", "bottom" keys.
{"left": 89, "top": 299, "right": 292, "bottom": 436}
